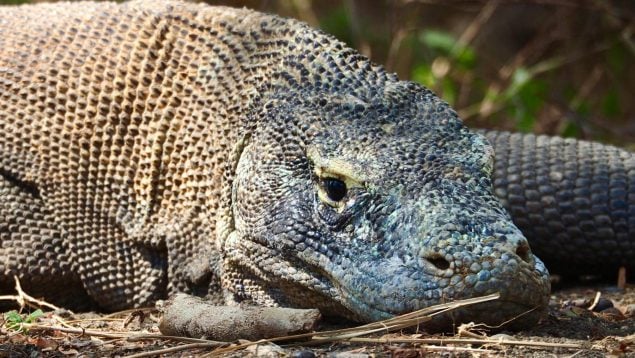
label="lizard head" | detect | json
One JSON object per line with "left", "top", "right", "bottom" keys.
{"left": 222, "top": 81, "right": 550, "bottom": 330}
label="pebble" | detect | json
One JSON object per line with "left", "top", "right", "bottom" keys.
{"left": 245, "top": 343, "right": 285, "bottom": 357}
{"left": 327, "top": 352, "right": 370, "bottom": 358}
{"left": 490, "top": 333, "right": 515, "bottom": 341}
{"left": 591, "top": 298, "right": 614, "bottom": 312}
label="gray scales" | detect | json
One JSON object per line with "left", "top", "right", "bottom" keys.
{"left": 0, "top": 1, "right": 632, "bottom": 329}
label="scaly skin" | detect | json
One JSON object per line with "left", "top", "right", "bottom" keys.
{"left": 483, "top": 131, "right": 634, "bottom": 275}
{"left": 0, "top": 1, "right": 631, "bottom": 329}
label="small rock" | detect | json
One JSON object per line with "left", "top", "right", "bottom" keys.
{"left": 292, "top": 350, "right": 317, "bottom": 358}
{"left": 245, "top": 343, "right": 285, "bottom": 357}
{"left": 591, "top": 298, "right": 613, "bottom": 312}
{"left": 490, "top": 333, "right": 515, "bottom": 341}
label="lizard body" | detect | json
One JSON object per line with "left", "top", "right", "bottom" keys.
{"left": 0, "top": 1, "right": 633, "bottom": 329}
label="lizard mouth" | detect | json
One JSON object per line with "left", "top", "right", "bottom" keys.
{"left": 225, "top": 236, "right": 549, "bottom": 330}
{"left": 317, "top": 252, "right": 551, "bottom": 329}
{"left": 278, "top": 260, "right": 546, "bottom": 331}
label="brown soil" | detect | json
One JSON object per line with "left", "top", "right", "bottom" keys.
{"left": 1, "top": 285, "right": 634, "bottom": 357}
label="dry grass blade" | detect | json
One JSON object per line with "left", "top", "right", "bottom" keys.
{"left": 123, "top": 342, "right": 223, "bottom": 358}
{"left": 1, "top": 289, "right": 589, "bottom": 357}
{"left": 22, "top": 323, "right": 129, "bottom": 339}
{"left": 102, "top": 307, "right": 157, "bottom": 319}
{"left": 304, "top": 292, "right": 502, "bottom": 344}
{"left": 588, "top": 291, "right": 602, "bottom": 311}
{"left": 348, "top": 337, "right": 581, "bottom": 349}
{"left": 21, "top": 323, "right": 228, "bottom": 346}
{"left": 126, "top": 334, "right": 226, "bottom": 345}
{"left": 205, "top": 293, "right": 502, "bottom": 356}
{"left": 412, "top": 345, "right": 493, "bottom": 353}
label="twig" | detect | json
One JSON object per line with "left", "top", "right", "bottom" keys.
{"left": 460, "top": 6, "right": 558, "bottom": 121}
{"left": 123, "top": 342, "right": 221, "bottom": 358}
{"left": 21, "top": 323, "right": 229, "bottom": 346}
{"left": 52, "top": 314, "right": 80, "bottom": 329}
{"left": 64, "top": 317, "right": 126, "bottom": 324}
{"left": 587, "top": 291, "right": 602, "bottom": 311}
{"left": 301, "top": 293, "right": 503, "bottom": 345}
{"left": 204, "top": 293, "right": 502, "bottom": 356}
{"left": 126, "top": 334, "right": 226, "bottom": 345}
{"left": 14, "top": 276, "right": 64, "bottom": 311}
{"left": 103, "top": 307, "right": 156, "bottom": 319}
{"left": 617, "top": 266, "right": 627, "bottom": 290}
{"left": 621, "top": 26, "right": 635, "bottom": 56}
{"left": 456, "top": 322, "right": 490, "bottom": 338}
{"left": 0, "top": 276, "right": 67, "bottom": 313}
{"left": 22, "top": 323, "right": 129, "bottom": 339}
{"left": 567, "top": 349, "right": 587, "bottom": 357}
{"left": 455, "top": 0, "right": 500, "bottom": 50}
{"left": 569, "top": 65, "right": 603, "bottom": 111}
{"left": 348, "top": 337, "right": 581, "bottom": 349}
{"left": 458, "top": 40, "right": 612, "bottom": 120}
{"left": 345, "top": 0, "right": 372, "bottom": 58}
{"left": 416, "top": 345, "right": 493, "bottom": 353}
{"left": 3, "top": 290, "right": 577, "bottom": 357}
{"left": 385, "top": 28, "right": 409, "bottom": 72}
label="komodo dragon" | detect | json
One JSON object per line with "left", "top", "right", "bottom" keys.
{"left": 0, "top": 1, "right": 633, "bottom": 329}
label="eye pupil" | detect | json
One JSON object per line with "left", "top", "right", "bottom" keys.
{"left": 323, "top": 178, "right": 347, "bottom": 202}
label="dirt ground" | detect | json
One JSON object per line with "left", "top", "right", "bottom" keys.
{"left": 1, "top": 283, "right": 634, "bottom": 357}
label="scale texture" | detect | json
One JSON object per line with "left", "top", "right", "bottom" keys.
{"left": 0, "top": 1, "right": 633, "bottom": 328}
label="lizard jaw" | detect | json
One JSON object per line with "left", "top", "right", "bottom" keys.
{"left": 223, "top": 236, "right": 550, "bottom": 330}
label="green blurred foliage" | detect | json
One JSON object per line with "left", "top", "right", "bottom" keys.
{"left": 318, "top": 6, "right": 354, "bottom": 48}
{"left": 226, "top": 0, "right": 633, "bottom": 148}
{"left": 2, "top": 0, "right": 633, "bottom": 147}
{"left": 3, "top": 309, "right": 43, "bottom": 333}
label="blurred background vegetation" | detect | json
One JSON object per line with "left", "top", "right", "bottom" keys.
{"left": 2, "top": 0, "right": 634, "bottom": 147}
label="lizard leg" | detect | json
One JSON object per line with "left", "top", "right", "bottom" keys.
{"left": 60, "top": 206, "right": 170, "bottom": 311}
{"left": 0, "top": 171, "right": 95, "bottom": 310}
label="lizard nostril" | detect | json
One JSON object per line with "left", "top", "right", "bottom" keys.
{"left": 426, "top": 254, "right": 450, "bottom": 270}
{"left": 516, "top": 242, "right": 532, "bottom": 263}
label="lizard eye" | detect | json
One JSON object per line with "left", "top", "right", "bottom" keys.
{"left": 322, "top": 178, "right": 347, "bottom": 202}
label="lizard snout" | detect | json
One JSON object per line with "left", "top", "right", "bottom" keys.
{"left": 419, "top": 231, "right": 536, "bottom": 275}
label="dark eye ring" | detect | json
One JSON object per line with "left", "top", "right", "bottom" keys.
{"left": 322, "top": 178, "right": 347, "bottom": 202}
